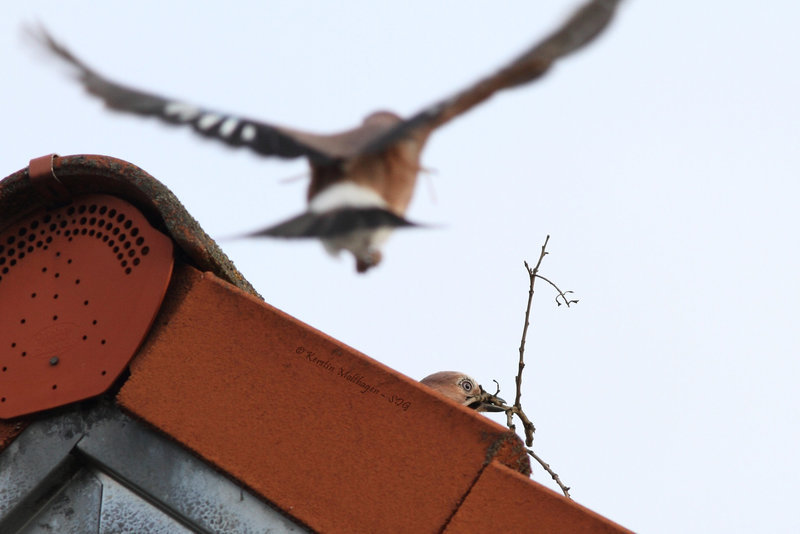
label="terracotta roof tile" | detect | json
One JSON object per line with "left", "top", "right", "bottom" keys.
{"left": 446, "top": 461, "right": 633, "bottom": 533}
{"left": 0, "top": 420, "right": 26, "bottom": 451}
{"left": 118, "top": 264, "right": 532, "bottom": 533}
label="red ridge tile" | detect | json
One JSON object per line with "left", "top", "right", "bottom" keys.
{"left": 446, "top": 461, "right": 633, "bottom": 533}
{"left": 118, "top": 264, "right": 529, "bottom": 533}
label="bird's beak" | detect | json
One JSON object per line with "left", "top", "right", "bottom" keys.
{"left": 477, "top": 398, "right": 507, "bottom": 412}
{"left": 467, "top": 388, "right": 507, "bottom": 412}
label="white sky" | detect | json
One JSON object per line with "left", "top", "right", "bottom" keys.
{"left": 3, "top": 1, "right": 799, "bottom": 532}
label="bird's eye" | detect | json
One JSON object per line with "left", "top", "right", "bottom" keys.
{"left": 460, "top": 379, "right": 473, "bottom": 392}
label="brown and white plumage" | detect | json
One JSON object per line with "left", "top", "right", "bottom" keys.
{"left": 420, "top": 371, "right": 505, "bottom": 412}
{"left": 30, "top": 0, "right": 622, "bottom": 272}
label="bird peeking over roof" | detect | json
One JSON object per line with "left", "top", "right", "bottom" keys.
{"left": 420, "top": 371, "right": 505, "bottom": 412}
{"left": 29, "top": 0, "right": 621, "bottom": 272}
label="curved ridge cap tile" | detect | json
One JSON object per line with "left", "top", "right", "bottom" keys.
{"left": 0, "top": 154, "right": 258, "bottom": 298}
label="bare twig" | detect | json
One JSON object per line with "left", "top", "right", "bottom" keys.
{"left": 534, "top": 274, "right": 579, "bottom": 307}
{"left": 515, "top": 235, "right": 550, "bottom": 409}
{"left": 528, "top": 449, "right": 571, "bottom": 498}
{"left": 479, "top": 386, "right": 571, "bottom": 497}
{"left": 482, "top": 235, "right": 577, "bottom": 498}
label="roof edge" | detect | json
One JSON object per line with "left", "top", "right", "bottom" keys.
{"left": 0, "top": 154, "right": 258, "bottom": 297}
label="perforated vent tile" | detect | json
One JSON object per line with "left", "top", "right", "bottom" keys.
{"left": 0, "top": 194, "right": 174, "bottom": 418}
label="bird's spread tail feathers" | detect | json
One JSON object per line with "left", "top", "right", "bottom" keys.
{"left": 246, "top": 208, "right": 419, "bottom": 239}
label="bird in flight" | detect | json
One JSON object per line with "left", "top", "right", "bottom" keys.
{"left": 31, "top": 0, "right": 622, "bottom": 272}
{"left": 420, "top": 371, "right": 505, "bottom": 412}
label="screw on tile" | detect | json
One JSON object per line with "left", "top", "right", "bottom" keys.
{"left": 49, "top": 356, "right": 59, "bottom": 366}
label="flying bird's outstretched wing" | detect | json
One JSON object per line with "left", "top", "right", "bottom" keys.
{"left": 362, "top": 0, "right": 623, "bottom": 155}
{"left": 30, "top": 0, "right": 621, "bottom": 162}
{"left": 28, "top": 0, "right": 623, "bottom": 272}
{"left": 28, "top": 26, "right": 381, "bottom": 165}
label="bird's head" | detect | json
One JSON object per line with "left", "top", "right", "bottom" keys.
{"left": 361, "top": 110, "right": 403, "bottom": 127}
{"left": 420, "top": 371, "right": 506, "bottom": 412}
